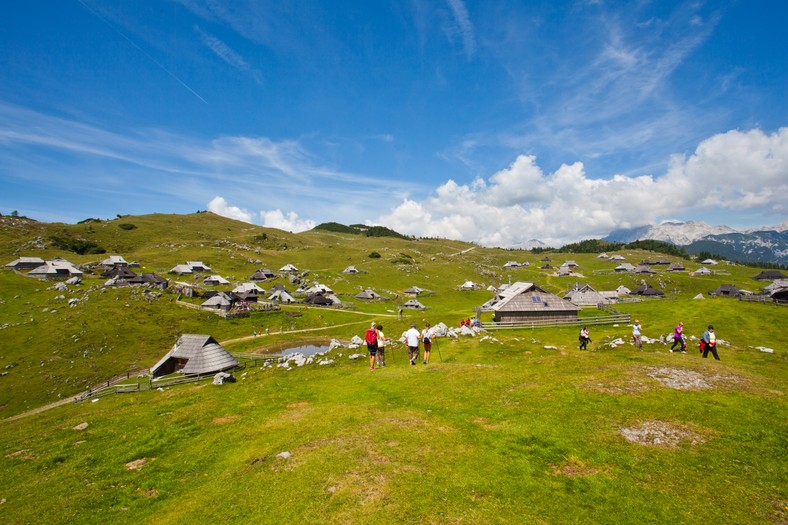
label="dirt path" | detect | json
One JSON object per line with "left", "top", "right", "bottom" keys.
{"left": 3, "top": 312, "right": 401, "bottom": 422}
{"left": 4, "top": 398, "right": 75, "bottom": 422}
{"left": 221, "top": 319, "right": 373, "bottom": 345}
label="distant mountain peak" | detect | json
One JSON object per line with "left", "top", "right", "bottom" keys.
{"left": 603, "top": 219, "right": 788, "bottom": 265}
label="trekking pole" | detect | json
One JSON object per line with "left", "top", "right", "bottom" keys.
{"left": 435, "top": 337, "right": 443, "bottom": 362}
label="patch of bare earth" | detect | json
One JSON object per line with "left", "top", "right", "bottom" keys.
{"left": 125, "top": 458, "right": 154, "bottom": 470}
{"left": 593, "top": 379, "right": 650, "bottom": 395}
{"left": 211, "top": 414, "right": 241, "bottom": 424}
{"left": 620, "top": 420, "right": 706, "bottom": 448}
{"left": 644, "top": 366, "right": 745, "bottom": 390}
{"left": 5, "top": 449, "right": 35, "bottom": 460}
{"left": 136, "top": 488, "right": 158, "bottom": 498}
{"left": 548, "top": 458, "right": 612, "bottom": 478}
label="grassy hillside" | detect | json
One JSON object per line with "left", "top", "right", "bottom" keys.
{"left": 0, "top": 213, "right": 785, "bottom": 524}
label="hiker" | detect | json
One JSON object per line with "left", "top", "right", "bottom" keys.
{"left": 365, "top": 322, "right": 379, "bottom": 370}
{"left": 421, "top": 323, "right": 434, "bottom": 364}
{"left": 632, "top": 320, "right": 643, "bottom": 350}
{"left": 375, "top": 324, "right": 388, "bottom": 367}
{"left": 701, "top": 325, "right": 720, "bottom": 360}
{"left": 670, "top": 322, "right": 686, "bottom": 353}
{"left": 405, "top": 322, "right": 421, "bottom": 365}
{"left": 579, "top": 326, "right": 590, "bottom": 350}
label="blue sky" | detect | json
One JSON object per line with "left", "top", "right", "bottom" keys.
{"left": 1, "top": 0, "right": 786, "bottom": 246}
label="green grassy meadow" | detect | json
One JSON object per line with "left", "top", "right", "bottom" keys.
{"left": 0, "top": 213, "right": 785, "bottom": 524}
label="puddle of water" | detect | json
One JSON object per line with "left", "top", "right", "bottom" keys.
{"left": 282, "top": 344, "right": 331, "bottom": 356}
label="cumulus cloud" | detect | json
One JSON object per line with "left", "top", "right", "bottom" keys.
{"left": 207, "top": 196, "right": 254, "bottom": 223}
{"left": 260, "top": 209, "right": 316, "bottom": 232}
{"left": 209, "top": 196, "right": 317, "bottom": 232}
{"left": 376, "top": 128, "right": 788, "bottom": 247}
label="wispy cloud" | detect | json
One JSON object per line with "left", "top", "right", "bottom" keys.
{"left": 446, "top": 0, "right": 476, "bottom": 59}
{"left": 194, "top": 25, "right": 263, "bottom": 85}
{"left": 0, "top": 102, "right": 406, "bottom": 225}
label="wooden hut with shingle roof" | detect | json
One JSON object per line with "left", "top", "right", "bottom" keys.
{"left": 5, "top": 256, "right": 45, "bottom": 269}
{"left": 709, "top": 284, "right": 741, "bottom": 297}
{"left": 752, "top": 270, "right": 787, "bottom": 281}
{"left": 128, "top": 273, "right": 168, "bottom": 289}
{"left": 482, "top": 281, "right": 580, "bottom": 323}
{"left": 250, "top": 268, "right": 275, "bottom": 281}
{"left": 150, "top": 334, "right": 238, "bottom": 377}
{"left": 667, "top": 262, "right": 686, "bottom": 272}
{"left": 563, "top": 283, "right": 610, "bottom": 306}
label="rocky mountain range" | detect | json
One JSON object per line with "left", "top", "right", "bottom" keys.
{"left": 604, "top": 220, "right": 788, "bottom": 265}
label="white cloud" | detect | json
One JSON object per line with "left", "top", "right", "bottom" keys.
{"left": 260, "top": 209, "right": 316, "bottom": 232}
{"left": 445, "top": 0, "right": 476, "bottom": 59}
{"left": 376, "top": 128, "right": 788, "bottom": 247}
{"left": 209, "top": 197, "right": 317, "bottom": 232}
{"left": 207, "top": 196, "right": 254, "bottom": 223}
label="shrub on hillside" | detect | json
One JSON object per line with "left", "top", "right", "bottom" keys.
{"left": 49, "top": 235, "right": 106, "bottom": 255}
{"left": 118, "top": 223, "right": 137, "bottom": 231}
{"left": 368, "top": 251, "right": 381, "bottom": 258}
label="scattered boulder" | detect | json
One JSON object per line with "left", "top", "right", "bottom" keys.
{"left": 73, "top": 422, "right": 88, "bottom": 431}
{"left": 213, "top": 372, "right": 236, "bottom": 385}
{"left": 276, "top": 451, "right": 291, "bottom": 459}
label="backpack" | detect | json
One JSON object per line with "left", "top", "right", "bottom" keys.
{"left": 365, "top": 328, "right": 378, "bottom": 345}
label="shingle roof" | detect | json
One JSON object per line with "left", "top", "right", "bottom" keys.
{"left": 485, "top": 282, "right": 579, "bottom": 313}
{"left": 151, "top": 334, "right": 238, "bottom": 376}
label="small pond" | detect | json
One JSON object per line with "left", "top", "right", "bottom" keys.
{"left": 256, "top": 339, "right": 333, "bottom": 356}
{"left": 282, "top": 344, "right": 332, "bottom": 356}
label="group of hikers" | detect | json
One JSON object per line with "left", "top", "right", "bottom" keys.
{"left": 579, "top": 320, "right": 720, "bottom": 359}
{"left": 363, "top": 317, "right": 722, "bottom": 370}
{"left": 364, "top": 321, "right": 437, "bottom": 370}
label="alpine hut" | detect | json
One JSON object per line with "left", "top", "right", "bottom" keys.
{"left": 402, "top": 299, "right": 427, "bottom": 310}
{"left": 666, "top": 262, "right": 686, "bottom": 272}
{"left": 752, "top": 270, "right": 787, "bottom": 281}
{"left": 563, "top": 283, "right": 610, "bottom": 306}
{"left": 128, "top": 273, "right": 168, "bottom": 289}
{"left": 203, "top": 275, "right": 230, "bottom": 286}
{"left": 5, "top": 256, "right": 45, "bottom": 269}
{"left": 250, "top": 268, "right": 275, "bottom": 281}
{"left": 355, "top": 289, "right": 380, "bottom": 300}
{"left": 28, "top": 259, "right": 83, "bottom": 279}
{"left": 150, "top": 334, "right": 238, "bottom": 377}
{"left": 481, "top": 281, "right": 580, "bottom": 324}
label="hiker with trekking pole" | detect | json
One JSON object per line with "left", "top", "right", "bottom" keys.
{"left": 421, "top": 323, "right": 434, "bottom": 364}
{"left": 375, "top": 324, "right": 389, "bottom": 367}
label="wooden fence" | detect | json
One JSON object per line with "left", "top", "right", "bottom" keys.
{"left": 73, "top": 353, "right": 286, "bottom": 403}
{"left": 483, "top": 303, "right": 630, "bottom": 331}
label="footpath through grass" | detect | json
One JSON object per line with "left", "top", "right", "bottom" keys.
{"left": 1, "top": 330, "right": 785, "bottom": 524}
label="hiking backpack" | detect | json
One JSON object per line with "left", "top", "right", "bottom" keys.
{"left": 365, "top": 328, "right": 378, "bottom": 345}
